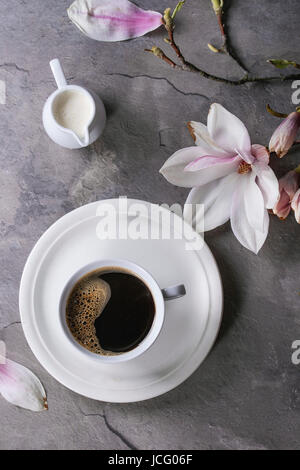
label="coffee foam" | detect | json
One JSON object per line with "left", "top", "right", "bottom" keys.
{"left": 66, "top": 274, "right": 114, "bottom": 355}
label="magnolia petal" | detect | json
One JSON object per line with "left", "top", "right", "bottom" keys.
{"left": 244, "top": 172, "right": 266, "bottom": 233}
{"left": 231, "top": 175, "right": 269, "bottom": 254}
{"left": 278, "top": 170, "right": 299, "bottom": 199}
{"left": 184, "top": 173, "right": 239, "bottom": 231}
{"left": 273, "top": 189, "right": 291, "bottom": 219}
{"left": 68, "top": 0, "right": 162, "bottom": 42}
{"left": 0, "top": 358, "right": 47, "bottom": 412}
{"left": 207, "top": 103, "right": 252, "bottom": 156}
{"left": 273, "top": 171, "right": 299, "bottom": 219}
{"left": 0, "top": 341, "right": 5, "bottom": 364}
{"left": 187, "top": 121, "right": 230, "bottom": 157}
{"left": 251, "top": 144, "right": 270, "bottom": 164}
{"left": 160, "top": 146, "right": 239, "bottom": 188}
{"left": 253, "top": 163, "right": 279, "bottom": 209}
{"left": 291, "top": 188, "right": 300, "bottom": 223}
{"left": 185, "top": 155, "right": 239, "bottom": 172}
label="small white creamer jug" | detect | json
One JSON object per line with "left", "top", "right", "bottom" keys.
{"left": 43, "top": 59, "right": 106, "bottom": 149}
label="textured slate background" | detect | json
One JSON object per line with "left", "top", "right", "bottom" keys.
{"left": 0, "top": 0, "right": 299, "bottom": 450}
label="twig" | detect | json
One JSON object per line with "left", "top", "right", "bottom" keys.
{"left": 214, "top": 2, "right": 249, "bottom": 74}
{"left": 167, "top": 27, "right": 185, "bottom": 66}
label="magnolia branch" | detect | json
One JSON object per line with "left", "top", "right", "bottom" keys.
{"left": 145, "top": 40, "right": 300, "bottom": 86}
{"left": 145, "top": 4, "right": 300, "bottom": 86}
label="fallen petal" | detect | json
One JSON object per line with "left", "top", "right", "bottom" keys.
{"left": 0, "top": 358, "right": 47, "bottom": 412}
{"left": 68, "top": 0, "right": 162, "bottom": 42}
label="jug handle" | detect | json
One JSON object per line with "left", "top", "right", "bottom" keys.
{"left": 50, "top": 59, "right": 67, "bottom": 89}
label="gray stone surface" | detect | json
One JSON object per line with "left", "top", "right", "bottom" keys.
{"left": 0, "top": 0, "right": 299, "bottom": 450}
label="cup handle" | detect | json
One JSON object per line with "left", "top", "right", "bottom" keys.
{"left": 161, "top": 284, "right": 186, "bottom": 301}
{"left": 50, "top": 58, "right": 67, "bottom": 89}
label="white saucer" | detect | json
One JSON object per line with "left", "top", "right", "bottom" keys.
{"left": 19, "top": 199, "right": 223, "bottom": 403}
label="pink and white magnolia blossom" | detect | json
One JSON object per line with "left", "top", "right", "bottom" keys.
{"left": 273, "top": 170, "right": 299, "bottom": 220}
{"left": 269, "top": 111, "right": 300, "bottom": 158}
{"left": 0, "top": 341, "right": 47, "bottom": 412}
{"left": 160, "top": 104, "right": 279, "bottom": 254}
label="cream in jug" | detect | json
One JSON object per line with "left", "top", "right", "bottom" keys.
{"left": 52, "top": 89, "right": 94, "bottom": 139}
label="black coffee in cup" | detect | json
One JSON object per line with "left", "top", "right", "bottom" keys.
{"left": 66, "top": 268, "right": 155, "bottom": 355}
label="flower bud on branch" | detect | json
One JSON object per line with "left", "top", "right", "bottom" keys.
{"left": 163, "top": 8, "right": 174, "bottom": 30}
{"left": 211, "top": 0, "right": 224, "bottom": 15}
{"left": 144, "top": 46, "right": 178, "bottom": 68}
{"left": 147, "top": 46, "right": 164, "bottom": 58}
{"left": 267, "top": 59, "right": 300, "bottom": 70}
{"left": 208, "top": 43, "right": 221, "bottom": 53}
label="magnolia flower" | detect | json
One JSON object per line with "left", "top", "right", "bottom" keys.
{"left": 68, "top": 0, "right": 162, "bottom": 42}
{"left": 269, "top": 111, "right": 300, "bottom": 158}
{"left": 0, "top": 341, "right": 47, "bottom": 412}
{"left": 273, "top": 170, "right": 299, "bottom": 219}
{"left": 160, "top": 104, "right": 279, "bottom": 254}
{"left": 291, "top": 188, "right": 300, "bottom": 223}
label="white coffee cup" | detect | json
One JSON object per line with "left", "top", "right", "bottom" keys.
{"left": 59, "top": 259, "right": 186, "bottom": 363}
